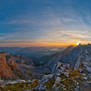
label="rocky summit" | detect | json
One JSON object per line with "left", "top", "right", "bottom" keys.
{"left": 33, "top": 44, "right": 91, "bottom": 91}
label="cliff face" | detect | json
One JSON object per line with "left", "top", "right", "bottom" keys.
{"left": 0, "top": 53, "right": 34, "bottom": 80}
{"left": 0, "top": 53, "right": 14, "bottom": 79}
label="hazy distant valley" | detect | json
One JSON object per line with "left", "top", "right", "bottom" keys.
{"left": 0, "top": 47, "right": 66, "bottom": 66}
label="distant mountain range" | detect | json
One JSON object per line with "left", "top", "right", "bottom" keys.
{"left": 0, "top": 47, "right": 65, "bottom": 58}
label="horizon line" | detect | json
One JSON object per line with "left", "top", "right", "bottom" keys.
{"left": 0, "top": 41, "right": 90, "bottom": 47}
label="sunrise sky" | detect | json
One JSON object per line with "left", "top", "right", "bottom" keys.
{"left": 0, "top": 0, "right": 91, "bottom": 47}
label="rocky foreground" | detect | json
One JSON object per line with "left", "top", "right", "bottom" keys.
{"left": 0, "top": 61, "right": 91, "bottom": 91}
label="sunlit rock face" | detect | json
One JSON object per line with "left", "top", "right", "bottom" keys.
{"left": 0, "top": 53, "right": 14, "bottom": 79}
{"left": 0, "top": 53, "right": 35, "bottom": 80}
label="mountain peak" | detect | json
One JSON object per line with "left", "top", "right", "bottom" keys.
{"left": 60, "top": 44, "right": 91, "bottom": 71}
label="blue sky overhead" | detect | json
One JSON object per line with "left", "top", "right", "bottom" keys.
{"left": 0, "top": 0, "right": 91, "bottom": 46}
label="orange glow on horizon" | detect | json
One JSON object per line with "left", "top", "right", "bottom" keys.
{"left": 0, "top": 41, "right": 90, "bottom": 47}
{"left": 0, "top": 42, "right": 78, "bottom": 47}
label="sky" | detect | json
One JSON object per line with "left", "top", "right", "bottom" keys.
{"left": 0, "top": 0, "right": 91, "bottom": 47}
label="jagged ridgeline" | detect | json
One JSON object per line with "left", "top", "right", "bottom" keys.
{"left": 60, "top": 44, "right": 91, "bottom": 71}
